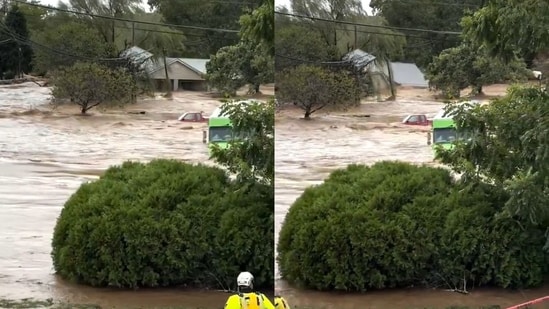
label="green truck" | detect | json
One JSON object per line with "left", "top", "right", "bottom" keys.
{"left": 429, "top": 101, "right": 479, "bottom": 152}
{"left": 207, "top": 99, "right": 260, "bottom": 151}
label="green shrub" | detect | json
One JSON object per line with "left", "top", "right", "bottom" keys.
{"left": 277, "top": 161, "right": 549, "bottom": 291}
{"left": 51, "top": 159, "right": 273, "bottom": 289}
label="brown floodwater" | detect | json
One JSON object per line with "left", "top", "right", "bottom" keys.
{"left": 273, "top": 87, "right": 549, "bottom": 309}
{"left": 0, "top": 82, "right": 276, "bottom": 308}
{"left": 2, "top": 83, "right": 549, "bottom": 309}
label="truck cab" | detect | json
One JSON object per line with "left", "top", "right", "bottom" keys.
{"left": 178, "top": 112, "right": 208, "bottom": 122}
{"left": 402, "top": 114, "right": 432, "bottom": 126}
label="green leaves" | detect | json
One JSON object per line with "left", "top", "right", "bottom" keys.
{"left": 276, "top": 65, "right": 359, "bottom": 118}
{"left": 51, "top": 62, "right": 137, "bottom": 113}
{"left": 51, "top": 159, "right": 274, "bottom": 289}
{"left": 278, "top": 161, "right": 549, "bottom": 291}
{"left": 206, "top": 41, "right": 274, "bottom": 96}
{"left": 462, "top": 0, "right": 549, "bottom": 62}
{"left": 426, "top": 43, "right": 528, "bottom": 98}
{"left": 438, "top": 86, "right": 549, "bottom": 228}
{"left": 210, "top": 99, "right": 274, "bottom": 187}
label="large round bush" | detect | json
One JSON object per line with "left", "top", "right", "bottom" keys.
{"left": 52, "top": 159, "right": 273, "bottom": 289}
{"left": 277, "top": 161, "right": 549, "bottom": 291}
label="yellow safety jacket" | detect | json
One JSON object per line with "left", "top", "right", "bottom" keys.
{"left": 274, "top": 296, "right": 291, "bottom": 309}
{"left": 224, "top": 292, "right": 275, "bottom": 309}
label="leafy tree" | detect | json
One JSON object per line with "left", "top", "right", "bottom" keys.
{"left": 274, "top": 23, "right": 337, "bottom": 72}
{"left": 210, "top": 100, "right": 274, "bottom": 187}
{"left": 32, "top": 21, "right": 112, "bottom": 74}
{"left": 426, "top": 43, "right": 529, "bottom": 98}
{"left": 0, "top": 5, "right": 33, "bottom": 78}
{"left": 290, "top": 0, "right": 364, "bottom": 48}
{"left": 61, "top": 0, "right": 142, "bottom": 45}
{"left": 276, "top": 65, "right": 359, "bottom": 119}
{"left": 335, "top": 15, "right": 406, "bottom": 61}
{"left": 278, "top": 161, "right": 549, "bottom": 291}
{"left": 437, "top": 87, "right": 549, "bottom": 231}
{"left": 239, "top": 0, "right": 274, "bottom": 55}
{"left": 461, "top": 0, "right": 549, "bottom": 66}
{"left": 148, "top": 0, "right": 260, "bottom": 58}
{"left": 51, "top": 159, "right": 273, "bottom": 289}
{"left": 52, "top": 62, "right": 137, "bottom": 114}
{"left": 206, "top": 41, "right": 274, "bottom": 96}
{"left": 16, "top": 0, "right": 49, "bottom": 34}
{"left": 370, "top": 0, "right": 483, "bottom": 68}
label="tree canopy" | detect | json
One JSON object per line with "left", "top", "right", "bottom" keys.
{"left": 437, "top": 87, "right": 549, "bottom": 230}
{"left": 461, "top": 0, "right": 549, "bottom": 65}
{"left": 210, "top": 99, "right": 274, "bottom": 187}
{"left": 276, "top": 65, "right": 359, "bottom": 118}
{"left": 52, "top": 159, "right": 273, "bottom": 289}
{"left": 370, "top": 0, "right": 483, "bottom": 68}
{"left": 278, "top": 161, "right": 549, "bottom": 291}
{"left": 426, "top": 43, "right": 529, "bottom": 98}
{"left": 0, "top": 4, "right": 34, "bottom": 78}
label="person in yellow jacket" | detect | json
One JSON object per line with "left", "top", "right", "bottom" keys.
{"left": 224, "top": 271, "right": 274, "bottom": 309}
{"left": 273, "top": 295, "right": 291, "bottom": 309}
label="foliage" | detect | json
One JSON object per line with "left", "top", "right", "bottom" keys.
{"left": 60, "top": 0, "right": 142, "bottom": 46}
{"left": 51, "top": 62, "right": 137, "bottom": 114}
{"left": 274, "top": 24, "right": 337, "bottom": 72}
{"left": 436, "top": 87, "right": 549, "bottom": 231}
{"left": 280, "top": 0, "right": 405, "bottom": 63}
{"left": 426, "top": 43, "right": 529, "bottom": 98}
{"left": 148, "top": 0, "right": 260, "bottom": 58}
{"left": 276, "top": 65, "right": 359, "bottom": 118}
{"left": 277, "top": 161, "right": 549, "bottom": 291}
{"left": 239, "top": 0, "right": 274, "bottom": 56}
{"left": 461, "top": 0, "right": 549, "bottom": 65}
{"left": 0, "top": 5, "right": 34, "bottom": 78}
{"left": 32, "top": 21, "right": 113, "bottom": 75}
{"left": 290, "top": 0, "right": 364, "bottom": 49}
{"left": 206, "top": 41, "right": 274, "bottom": 96}
{"left": 369, "top": 0, "right": 483, "bottom": 68}
{"left": 13, "top": 0, "right": 48, "bottom": 37}
{"left": 51, "top": 159, "right": 273, "bottom": 289}
{"left": 335, "top": 15, "right": 406, "bottom": 61}
{"left": 210, "top": 100, "right": 274, "bottom": 187}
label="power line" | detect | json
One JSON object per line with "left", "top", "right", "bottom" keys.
{"left": 275, "top": 53, "right": 350, "bottom": 65}
{"left": 373, "top": 0, "right": 480, "bottom": 7}
{"left": 0, "top": 20, "right": 129, "bottom": 61}
{"left": 13, "top": 0, "right": 241, "bottom": 34}
{"left": 16, "top": 10, "right": 235, "bottom": 42}
{"left": 274, "top": 11, "right": 462, "bottom": 35}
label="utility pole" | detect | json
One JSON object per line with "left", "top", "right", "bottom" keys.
{"left": 354, "top": 25, "right": 357, "bottom": 50}
{"left": 131, "top": 22, "right": 135, "bottom": 46}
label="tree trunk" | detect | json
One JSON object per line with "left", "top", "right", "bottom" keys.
{"left": 163, "top": 49, "right": 172, "bottom": 97}
{"left": 81, "top": 106, "right": 87, "bottom": 114}
{"left": 476, "top": 85, "right": 483, "bottom": 95}
{"left": 254, "top": 83, "right": 260, "bottom": 94}
{"left": 304, "top": 108, "right": 311, "bottom": 119}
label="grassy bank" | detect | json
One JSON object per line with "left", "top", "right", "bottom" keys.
{"left": 0, "top": 298, "right": 503, "bottom": 309}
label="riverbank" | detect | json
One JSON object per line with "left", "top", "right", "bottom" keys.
{"left": 0, "top": 298, "right": 504, "bottom": 309}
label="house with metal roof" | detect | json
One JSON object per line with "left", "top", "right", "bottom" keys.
{"left": 343, "top": 49, "right": 429, "bottom": 94}
{"left": 122, "top": 46, "right": 210, "bottom": 91}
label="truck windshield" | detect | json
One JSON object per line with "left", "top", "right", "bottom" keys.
{"left": 209, "top": 126, "right": 232, "bottom": 142}
{"left": 433, "top": 128, "right": 457, "bottom": 144}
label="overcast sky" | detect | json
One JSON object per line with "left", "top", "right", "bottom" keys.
{"left": 275, "top": 0, "right": 373, "bottom": 14}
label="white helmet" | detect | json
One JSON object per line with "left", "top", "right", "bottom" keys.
{"left": 237, "top": 271, "right": 254, "bottom": 288}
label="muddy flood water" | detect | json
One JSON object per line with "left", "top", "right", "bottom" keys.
{"left": 0, "top": 83, "right": 244, "bottom": 308}
{"left": 274, "top": 86, "right": 549, "bottom": 309}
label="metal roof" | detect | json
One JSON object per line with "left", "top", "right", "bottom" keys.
{"left": 389, "top": 62, "right": 429, "bottom": 88}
